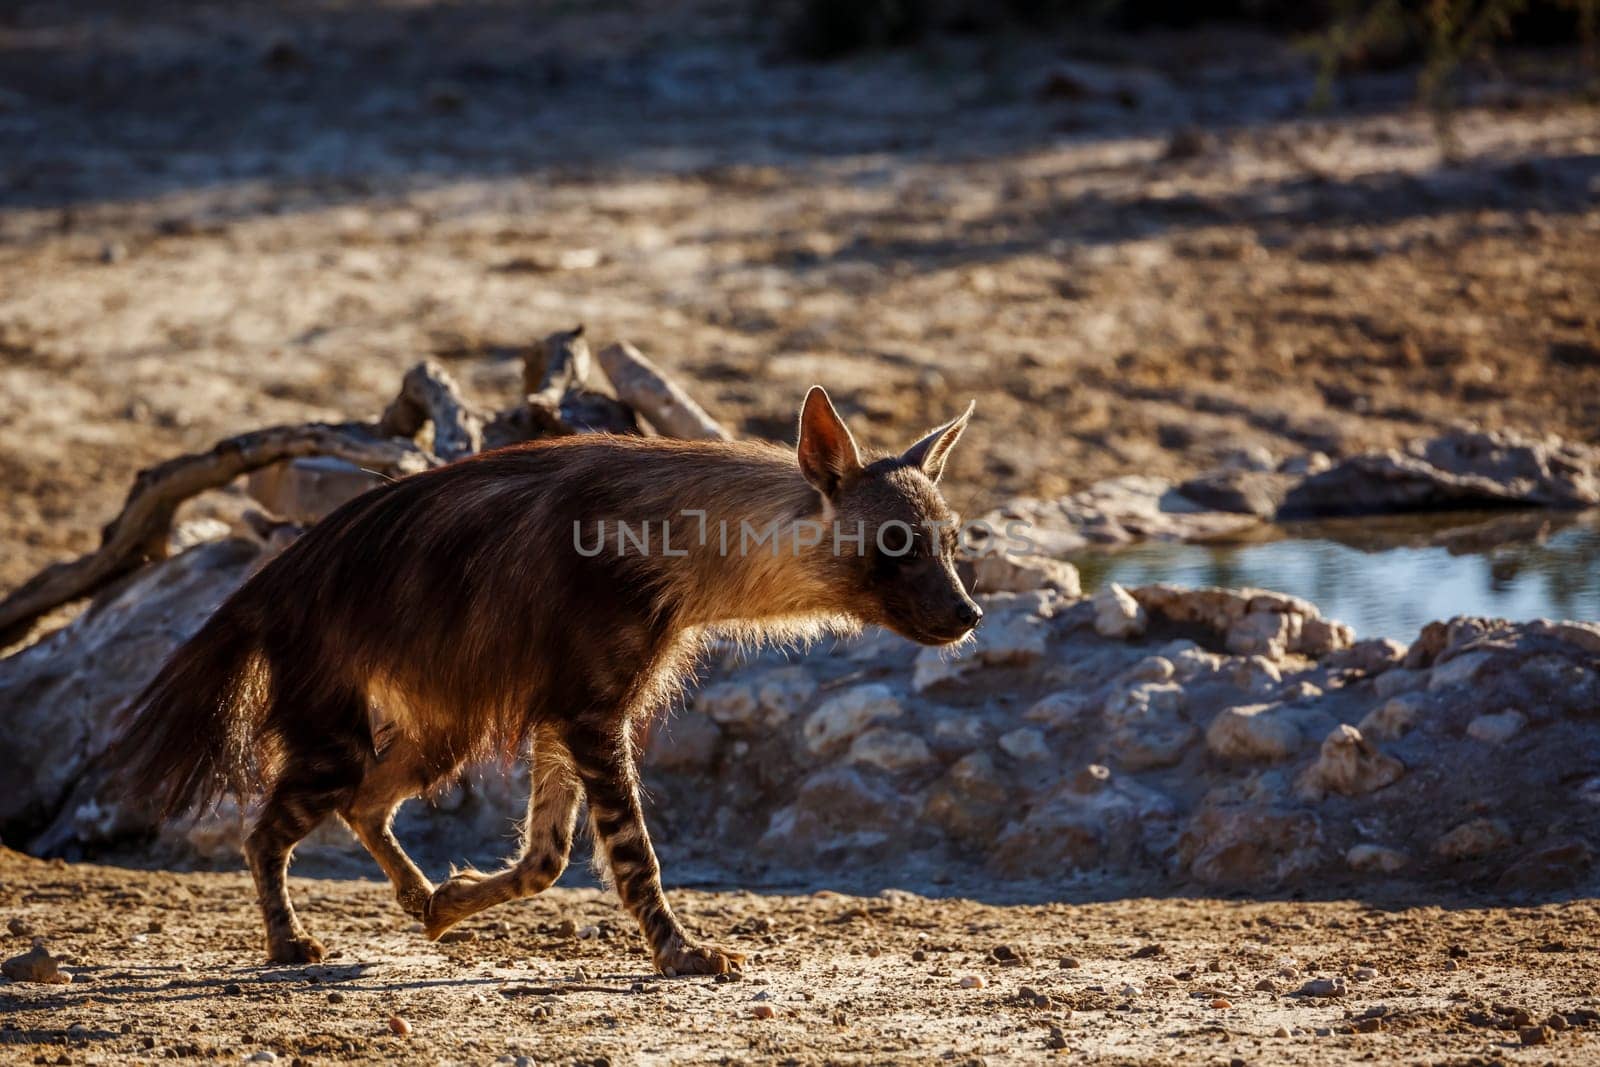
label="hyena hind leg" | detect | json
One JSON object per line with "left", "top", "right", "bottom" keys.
{"left": 339, "top": 749, "right": 436, "bottom": 920}
{"left": 246, "top": 765, "right": 360, "bottom": 965}
{"left": 424, "top": 732, "right": 583, "bottom": 940}
{"left": 567, "top": 719, "right": 744, "bottom": 977}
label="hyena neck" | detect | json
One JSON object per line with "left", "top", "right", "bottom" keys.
{"left": 644, "top": 446, "right": 856, "bottom": 642}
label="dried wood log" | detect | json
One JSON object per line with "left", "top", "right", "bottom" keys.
{"left": 510, "top": 323, "right": 640, "bottom": 439}
{"left": 0, "top": 424, "right": 434, "bottom": 645}
{"left": 378, "top": 359, "right": 484, "bottom": 461}
{"left": 597, "top": 341, "right": 730, "bottom": 441}
{"left": 524, "top": 324, "right": 592, "bottom": 408}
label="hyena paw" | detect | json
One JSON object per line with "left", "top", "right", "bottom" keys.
{"left": 396, "top": 882, "right": 435, "bottom": 921}
{"left": 267, "top": 934, "right": 326, "bottom": 965}
{"left": 422, "top": 870, "right": 487, "bottom": 940}
{"left": 656, "top": 941, "right": 745, "bottom": 978}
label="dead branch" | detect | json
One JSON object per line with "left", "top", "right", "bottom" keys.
{"left": 597, "top": 341, "right": 730, "bottom": 441}
{"left": 524, "top": 324, "right": 591, "bottom": 407}
{"left": 378, "top": 359, "right": 484, "bottom": 461}
{"left": 0, "top": 423, "right": 434, "bottom": 645}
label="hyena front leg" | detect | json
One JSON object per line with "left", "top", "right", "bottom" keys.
{"left": 339, "top": 751, "right": 435, "bottom": 920}
{"left": 567, "top": 719, "right": 744, "bottom": 977}
{"left": 424, "top": 732, "right": 582, "bottom": 940}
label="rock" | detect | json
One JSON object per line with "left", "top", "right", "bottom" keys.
{"left": 2, "top": 943, "right": 70, "bottom": 985}
{"left": 927, "top": 712, "right": 988, "bottom": 759}
{"left": 1278, "top": 429, "right": 1600, "bottom": 519}
{"left": 1178, "top": 806, "right": 1324, "bottom": 888}
{"left": 802, "top": 684, "right": 903, "bottom": 756}
{"left": 846, "top": 728, "right": 935, "bottom": 775}
{"left": 1093, "top": 583, "right": 1146, "bottom": 639}
{"left": 1466, "top": 709, "right": 1526, "bottom": 744}
{"left": 763, "top": 767, "right": 916, "bottom": 860}
{"left": 247, "top": 457, "right": 383, "bottom": 524}
{"left": 7, "top": 917, "right": 33, "bottom": 937}
{"left": 1206, "top": 704, "right": 1305, "bottom": 763}
{"left": 1296, "top": 977, "right": 1347, "bottom": 998}
{"left": 1346, "top": 844, "right": 1410, "bottom": 873}
{"left": 754, "top": 667, "right": 818, "bottom": 723}
{"left": 1024, "top": 691, "right": 1090, "bottom": 730}
{"left": 1107, "top": 682, "right": 1194, "bottom": 770}
{"left": 997, "top": 727, "right": 1050, "bottom": 763}
{"left": 958, "top": 975, "right": 984, "bottom": 989}
{"left": 923, "top": 753, "right": 1010, "bottom": 846}
{"left": 1435, "top": 818, "right": 1513, "bottom": 861}
{"left": 993, "top": 777, "right": 1174, "bottom": 876}
{"left": 1036, "top": 59, "right": 1167, "bottom": 105}
{"left": 1358, "top": 693, "right": 1426, "bottom": 741}
{"left": 1227, "top": 611, "right": 1294, "bottom": 659}
{"left": 972, "top": 610, "right": 1049, "bottom": 667}
{"left": 1325, "top": 638, "right": 1408, "bottom": 675}
{"left": 0, "top": 539, "right": 260, "bottom": 849}
{"left": 1520, "top": 1025, "right": 1553, "bottom": 1046}
{"left": 1123, "top": 656, "right": 1175, "bottom": 684}
{"left": 959, "top": 553, "right": 1081, "bottom": 596}
{"left": 644, "top": 713, "right": 720, "bottom": 774}
{"left": 1295, "top": 726, "right": 1404, "bottom": 802}
{"left": 912, "top": 647, "right": 968, "bottom": 693}
{"left": 1176, "top": 470, "right": 1294, "bottom": 517}
{"left": 1373, "top": 667, "right": 1429, "bottom": 699}
{"left": 1429, "top": 650, "right": 1495, "bottom": 691}
{"left": 388, "top": 1015, "right": 411, "bottom": 1037}
{"left": 695, "top": 681, "right": 760, "bottom": 729}
{"left": 1495, "top": 839, "right": 1594, "bottom": 891}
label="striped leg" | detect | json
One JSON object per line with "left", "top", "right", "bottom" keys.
{"left": 245, "top": 772, "right": 355, "bottom": 964}
{"left": 424, "top": 733, "right": 582, "bottom": 939}
{"left": 568, "top": 720, "right": 744, "bottom": 977}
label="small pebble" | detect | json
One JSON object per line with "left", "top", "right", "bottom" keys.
{"left": 751, "top": 1004, "right": 775, "bottom": 1020}
{"left": 1059, "top": 957, "right": 1082, "bottom": 969}
{"left": 1, "top": 944, "right": 69, "bottom": 985}
{"left": 1210, "top": 997, "right": 1232, "bottom": 1010}
{"left": 1353, "top": 966, "right": 1377, "bottom": 981}
{"left": 1046, "top": 1025, "right": 1068, "bottom": 1050}
{"left": 1273, "top": 1026, "right": 1292, "bottom": 1038}
{"left": 438, "top": 930, "right": 476, "bottom": 944}
{"left": 249, "top": 1052, "right": 277, "bottom": 1063}
{"left": 911, "top": 949, "right": 927, "bottom": 962}
{"left": 5, "top": 918, "right": 30, "bottom": 937}
{"left": 1443, "top": 959, "right": 1460, "bottom": 972}
{"left": 1255, "top": 978, "right": 1277, "bottom": 993}
{"left": 1520, "top": 1025, "right": 1552, "bottom": 1046}
{"left": 958, "top": 975, "right": 984, "bottom": 989}
{"left": 327, "top": 992, "right": 345, "bottom": 1004}
{"left": 1355, "top": 1017, "right": 1383, "bottom": 1033}
{"left": 388, "top": 1015, "right": 411, "bottom": 1037}
{"left": 1297, "top": 977, "right": 1347, "bottom": 998}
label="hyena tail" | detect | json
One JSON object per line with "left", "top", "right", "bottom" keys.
{"left": 113, "top": 605, "right": 269, "bottom": 819}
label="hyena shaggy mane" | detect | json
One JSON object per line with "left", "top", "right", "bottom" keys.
{"left": 113, "top": 387, "right": 982, "bottom": 974}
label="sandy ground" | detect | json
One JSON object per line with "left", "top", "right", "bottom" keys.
{"left": 2, "top": 850, "right": 1598, "bottom": 1065}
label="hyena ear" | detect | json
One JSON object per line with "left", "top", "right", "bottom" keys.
{"left": 901, "top": 400, "right": 974, "bottom": 484}
{"left": 797, "top": 386, "right": 863, "bottom": 498}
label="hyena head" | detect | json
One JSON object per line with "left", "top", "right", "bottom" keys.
{"left": 796, "top": 386, "right": 983, "bottom": 646}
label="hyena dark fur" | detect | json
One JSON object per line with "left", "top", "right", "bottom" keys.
{"left": 113, "top": 387, "right": 982, "bottom": 973}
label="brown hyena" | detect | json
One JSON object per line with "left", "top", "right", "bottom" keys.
{"left": 113, "top": 387, "right": 981, "bottom": 974}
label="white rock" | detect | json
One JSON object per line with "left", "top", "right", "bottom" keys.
{"left": 965, "top": 553, "right": 1081, "bottom": 596}
{"left": 1093, "top": 583, "right": 1147, "bottom": 639}
{"left": 1358, "top": 693, "right": 1425, "bottom": 741}
{"left": 973, "top": 611, "right": 1049, "bottom": 666}
{"left": 1373, "top": 667, "right": 1428, "bottom": 700}
{"left": 1024, "top": 691, "right": 1090, "bottom": 730}
{"left": 803, "top": 684, "right": 904, "bottom": 755}
{"left": 1428, "top": 650, "right": 1494, "bottom": 691}
{"left": 846, "top": 728, "right": 935, "bottom": 774}
{"left": 1124, "top": 655, "right": 1175, "bottom": 683}
{"left": 1295, "top": 725, "right": 1404, "bottom": 801}
{"left": 755, "top": 667, "right": 818, "bottom": 724}
{"left": 1206, "top": 704, "right": 1304, "bottom": 763}
{"left": 1346, "top": 843, "right": 1410, "bottom": 873}
{"left": 1227, "top": 611, "right": 1293, "bottom": 659}
{"left": 912, "top": 647, "right": 970, "bottom": 693}
{"left": 696, "top": 681, "right": 761, "bottom": 728}
{"left": 998, "top": 727, "right": 1051, "bottom": 763}
{"left": 1466, "top": 709, "right": 1526, "bottom": 745}
{"left": 1434, "top": 817, "right": 1513, "bottom": 860}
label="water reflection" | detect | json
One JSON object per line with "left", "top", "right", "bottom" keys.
{"left": 1070, "top": 509, "right": 1600, "bottom": 640}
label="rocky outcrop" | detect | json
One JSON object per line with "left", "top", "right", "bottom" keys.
{"left": 978, "top": 429, "right": 1600, "bottom": 551}
{"left": 3, "top": 529, "right": 1597, "bottom": 899}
